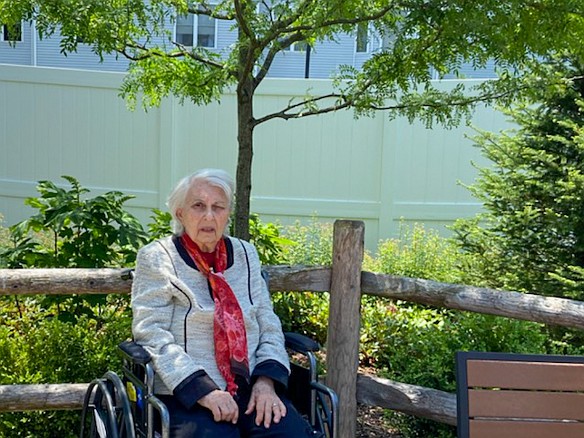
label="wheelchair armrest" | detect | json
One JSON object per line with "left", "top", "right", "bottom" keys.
{"left": 119, "top": 340, "right": 152, "bottom": 365}
{"left": 119, "top": 333, "right": 318, "bottom": 363}
{"left": 284, "top": 332, "right": 320, "bottom": 354}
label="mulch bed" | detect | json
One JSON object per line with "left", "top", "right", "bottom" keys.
{"left": 356, "top": 404, "right": 402, "bottom": 438}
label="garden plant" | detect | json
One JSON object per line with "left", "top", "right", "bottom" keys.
{"left": 0, "top": 170, "right": 581, "bottom": 437}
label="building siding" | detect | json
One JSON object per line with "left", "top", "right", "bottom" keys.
{"left": 0, "top": 17, "right": 498, "bottom": 79}
{"left": 0, "top": 22, "right": 33, "bottom": 66}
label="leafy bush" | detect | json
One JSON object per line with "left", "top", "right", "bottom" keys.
{"left": 0, "top": 299, "right": 131, "bottom": 437}
{"left": 147, "top": 208, "right": 173, "bottom": 240}
{"left": 2, "top": 176, "right": 148, "bottom": 269}
{"left": 365, "top": 222, "right": 463, "bottom": 283}
{"left": 361, "top": 223, "right": 553, "bottom": 437}
{"left": 271, "top": 219, "right": 334, "bottom": 343}
{"left": 281, "top": 218, "right": 334, "bottom": 266}
{"left": 0, "top": 176, "right": 148, "bottom": 323}
{"left": 245, "top": 214, "right": 294, "bottom": 265}
{"left": 0, "top": 177, "right": 143, "bottom": 436}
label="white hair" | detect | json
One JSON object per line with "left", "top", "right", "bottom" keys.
{"left": 167, "top": 168, "right": 235, "bottom": 235}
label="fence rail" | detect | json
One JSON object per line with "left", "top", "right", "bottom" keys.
{"left": 4, "top": 267, "right": 583, "bottom": 331}
{"left": 1, "top": 220, "right": 583, "bottom": 435}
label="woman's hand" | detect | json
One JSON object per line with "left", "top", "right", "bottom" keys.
{"left": 198, "top": 389, "right": 239, "bottom": 423}
{"left": 245, "top": 376, "right": 287, "bottom": 428}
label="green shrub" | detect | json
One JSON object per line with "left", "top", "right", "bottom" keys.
{"left": 360, "top": 223, "right": 553, "bottom": 437}
{"left": 0, "top": 176, "right": 148, "bottom": 324}
{"left": 147, "top": 208, "right": 173, "bottom": 240}
{"left": 246, "top": 214, "right": 294, "bottom": 265}
{"left": 3, "top": 176, "right": 148, "bottom": 269}
{"left": 373, "top": 305, "right": 549, "bottom": 437}
{"left": 0, "top": 177, "right": 141, "bottom": 436}
{"left": 365, "top": 222, "right": 463, "bottom": 283}
{"left": 0, "top": 300, "right": 131, "bottom": 437}
{"left": 281, "top": 218, "right": 334, "bottom": 266}
{"left": 271, "top": 219, "right": 334, "bottom": 344}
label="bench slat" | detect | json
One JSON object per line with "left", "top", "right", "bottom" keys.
{"left": 469, "top": 389, "right": 584, "bottom": 419}
{"left": 456, "top": 352, "right": 584, "bottom": 438}
{"left": 467, "top": 360, "right": 584, "bottom": 390}
{"left": 469, "top": 419, "right": 584, "bottom": 438}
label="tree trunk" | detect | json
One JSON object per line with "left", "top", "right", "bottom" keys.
{"left": 233, "top": 28, "right": 255, "bottom": 241}
{"left": 234, "top": 77, "right": 254, "bottom": 241}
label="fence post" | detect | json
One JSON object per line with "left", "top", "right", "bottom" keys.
{"left": 326, "top": 219, "right": 364, "bottom": 437}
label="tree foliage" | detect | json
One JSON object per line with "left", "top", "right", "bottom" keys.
{"left": 2, "top": 0, "right": 584, "bottom": 238}
{"left": 452, "top": 57, "right": 584, "bottom": 299}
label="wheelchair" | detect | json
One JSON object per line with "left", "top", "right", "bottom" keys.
{"left": 79, "top": 331, "right": 338, "bottom": 438}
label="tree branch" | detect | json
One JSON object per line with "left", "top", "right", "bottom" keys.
{"left": 119, "top": 42, "right": 225, "bottom": 71}
{"left": 252, "top": 1, "right": 397, "bottom": 87}
{"left": 369, "top": 86, "right": 528, "bottom": 112}
{"left": 252, "top": 76, "right": 541, "bottom": 127}
{"left": 253, "top": 31, "right": 306, "bottom": 87}
{"left": 253, "top": 93, "right": 354, "bottom": 125}
{"left": 266, "top": 0, "right": 317, "bottom": 30}
{"left": 250, "top": 0, "right": 317, "bottom": 88}
{"left": 282, "top": 4, "right": 396, "bottom": 35}
{"left": 187, "top": 2, "right": 234, "bottom": 21}
{"left": 233, "top": 0, "right": 256, "bottom": 42}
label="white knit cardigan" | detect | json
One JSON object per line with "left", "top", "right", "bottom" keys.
{"left": 131, "top": 235, "right": 290, "bottom": 395}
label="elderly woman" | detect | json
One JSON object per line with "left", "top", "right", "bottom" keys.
{"left": 131, "top": 169, "right": 318, "bottom": 438}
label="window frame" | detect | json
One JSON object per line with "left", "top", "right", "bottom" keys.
{"left": 1, "top": 22, "right": 23, "bottom": 42}
{"left": 283, "top": 41, "right": 308, "bottom": 52}
{"left": 355, "top": 22, "right": 370, "bottom": 53}
{"left": 175, "top": 6, "right": 218, "bottom": 49}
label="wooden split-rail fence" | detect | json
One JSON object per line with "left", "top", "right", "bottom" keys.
{"left": 2, "top": 220, "right": 584, "bottom": 437}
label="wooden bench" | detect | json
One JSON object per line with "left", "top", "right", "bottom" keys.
{"left": 456, "top": 351, "right": 584, "bottom": 438}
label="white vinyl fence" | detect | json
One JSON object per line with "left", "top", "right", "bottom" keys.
{"left": 0, "top": 64, "right": 509, "bottom": 249}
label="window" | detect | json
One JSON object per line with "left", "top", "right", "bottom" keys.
{"left": 176, "top": 7, "right": 217, "bottom": 48}
{"left": 379, "top": 33, "right": 395, "bottom": 51}
{"left": 197, "top": 13, "right": 216, "bottom": 47}
{"left": 176, "top": 14, "right": 195, "bottom": 46}
{"left": 1, "top": 23, "right": 22, "bottom": 42}
{"left": 355, "top": 22, "right": 369, "bottom": 53}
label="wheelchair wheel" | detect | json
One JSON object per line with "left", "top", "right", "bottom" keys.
{"left": 80, "top": 371, "right": 136, "bottom": 438}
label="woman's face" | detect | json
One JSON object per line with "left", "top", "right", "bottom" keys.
{"left": 176, "top": 181, "right": 230, "bottom": 252}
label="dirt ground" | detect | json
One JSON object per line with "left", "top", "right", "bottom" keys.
{"left": 355, "top": 404, "right": 402, "bottom": 438}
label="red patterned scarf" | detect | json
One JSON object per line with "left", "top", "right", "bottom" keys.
{"left": 180, "top": 234, "right": 250, "bottom": 395}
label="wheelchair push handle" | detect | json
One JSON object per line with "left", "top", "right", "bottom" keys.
{"left": 119, "top": 340, "right": 152, "bottom": 365}
{"left": 284, "top": 332, "right": 320, "bottom": 354}
{"left": 120, "top": 334, "right": 318, "bottom": 362}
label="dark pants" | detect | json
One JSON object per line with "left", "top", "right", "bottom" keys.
{"left": 157, "top": 393, "right": 322, "bottom": 438}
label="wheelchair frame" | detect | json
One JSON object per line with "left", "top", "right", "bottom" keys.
{"left": 80, "top": 332, "right": 337, "bottom": 438}
{"left": 80, "top": 269, "right": 337, "bottom": 437}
